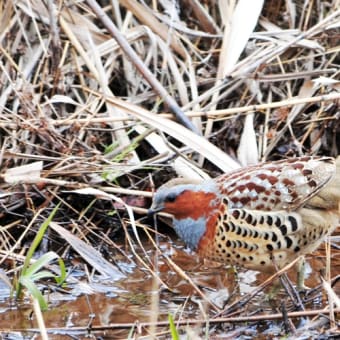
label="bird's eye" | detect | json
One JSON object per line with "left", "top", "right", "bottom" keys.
{"left": 165, "top": 193, "right": 177, "bottom": 203}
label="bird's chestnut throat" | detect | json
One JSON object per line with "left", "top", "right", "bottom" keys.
{"left": 163, "top": 190, "right": 220, "bottom": 220}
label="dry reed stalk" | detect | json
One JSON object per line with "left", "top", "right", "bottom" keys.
{"left": 0, "top": 1, "right": 339, "bottom": 337}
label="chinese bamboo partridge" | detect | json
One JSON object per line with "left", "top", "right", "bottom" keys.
{"left": 149, "top": 156, "right": 340, "bottom": 272}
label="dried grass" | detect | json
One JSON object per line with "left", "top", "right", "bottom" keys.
{"left": 0, "top": 0, "right": 339, "bottom": 337}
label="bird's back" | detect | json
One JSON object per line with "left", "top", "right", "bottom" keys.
{"left": 215, "top": 156, "right": 336, "bottom": 211}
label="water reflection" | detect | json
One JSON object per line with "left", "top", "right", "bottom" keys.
{"left": 0, "top": 236, "right": 338, "bottom": 338}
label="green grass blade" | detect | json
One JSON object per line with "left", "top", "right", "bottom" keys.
{"left": 55, "top": 257, "right": 67, "bottom": 286}
{"left": 17, "top": 203, "right": 60, "bottom": 298}
{"left": 23, "top": 252, "right": 59, "bottom": 277}
{"left": 18, "top": 251, "right": 66, "bottom": 310}
{"left": 20, "top": 276, "right": 48, "bottom": 311}
{"left": 168, "top": 314, "right": 179, "bottom": 340}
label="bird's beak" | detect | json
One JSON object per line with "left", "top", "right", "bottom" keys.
{"left": 147, "top": 208, "right": 156, "bottom": 217}
{"left": 147, "top": 204, "right": 163, "bottom": 217}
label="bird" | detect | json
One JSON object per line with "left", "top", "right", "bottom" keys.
{"left": 148, "top": 156, "right": 340, "bottom": 272}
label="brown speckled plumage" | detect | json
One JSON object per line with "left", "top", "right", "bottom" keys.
{"left": 149, "top": 156, "right": 340, "bottom": 272}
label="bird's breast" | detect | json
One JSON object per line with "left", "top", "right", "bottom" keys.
{"left": 173, "top": 216, "right": 207, "bottom": 250}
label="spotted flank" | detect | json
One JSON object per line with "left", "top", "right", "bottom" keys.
{"left": 198, "top": 199, "right": 331, "bottom": 271}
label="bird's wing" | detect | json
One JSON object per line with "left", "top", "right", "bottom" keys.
{"left": 216, "top": 156, "right": 335, "bottom": 211}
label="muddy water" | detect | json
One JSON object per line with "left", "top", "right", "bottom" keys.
{"left": 0, "top": 236, "right": 338, "bottom": 339}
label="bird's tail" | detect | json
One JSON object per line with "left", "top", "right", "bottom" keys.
{"left": 305, "top": 156, "right": 340, "bottom": 211}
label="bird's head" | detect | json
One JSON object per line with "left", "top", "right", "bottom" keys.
{"left": 148, "top": 178, "right": 223, "bottom": 250}
{"left": 148, "top": 178, "right": 221, "bottom": 220}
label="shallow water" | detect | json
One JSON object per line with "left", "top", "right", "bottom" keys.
{"left": 0, "top": 235, "right": 338, "bottom": 339}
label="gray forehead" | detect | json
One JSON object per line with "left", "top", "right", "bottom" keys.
{"left": 154, "top": 180, "right": 218, "bottom": 203}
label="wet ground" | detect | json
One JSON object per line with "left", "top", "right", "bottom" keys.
{"left": 0, "top": 233, "right": 339, "bottom": 339}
